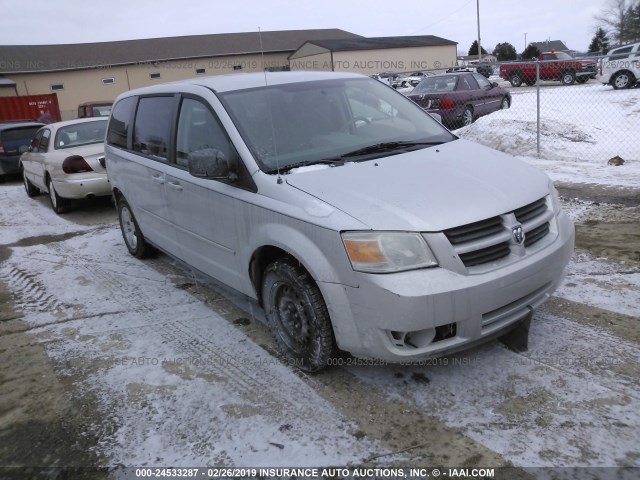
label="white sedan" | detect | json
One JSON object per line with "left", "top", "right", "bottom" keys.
{"left": 21, "top": 117, "right": 110, "bottom": 213}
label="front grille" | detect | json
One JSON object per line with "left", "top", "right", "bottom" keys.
{"left": 459, "top": 242, "right": 510, "bottom": 267}
{"left": 443, "top": 196, "right": 553, "bottom": 268}
{"left": 515, "top": 198, "right": 547, "bottom": 223}
{"left": 524, "top": 222, "right": 550, "bottom": 247}
{"left": 444, "top": 216, "right": 503, "bottom": 245}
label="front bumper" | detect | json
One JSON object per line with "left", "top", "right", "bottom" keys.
{"left": 322, "top": 211, "right": 574, "bottom": 363}
{"left": 52, "top": 174, "right": 111, "bottom": 198}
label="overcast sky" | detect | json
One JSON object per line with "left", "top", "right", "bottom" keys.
{"left": 1, "top": 0, "right": 606, "bottom": 54}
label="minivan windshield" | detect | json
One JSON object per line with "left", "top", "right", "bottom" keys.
{"left": 218, "top": 77, "right": 456, "bottom": 173}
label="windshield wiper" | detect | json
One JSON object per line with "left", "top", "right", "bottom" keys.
{"left": 339, "top": 141, "right": 444, "bottom": 158}
{"left": 268, "top": 158, "right": 344, "bottom": 174}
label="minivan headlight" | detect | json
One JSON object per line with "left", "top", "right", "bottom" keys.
{"left": 341, "top": 232, "right": 438, "bottom": 273}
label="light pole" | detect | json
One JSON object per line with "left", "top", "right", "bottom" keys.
{"left": 524, "top": 33, "right": 528, "bottom": 52}
{"left": 477, "top": 0, "right": 481, "bottom": 63}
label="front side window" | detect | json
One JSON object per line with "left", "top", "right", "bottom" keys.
{"left": 133, "top": 96, "right": 174, "bottom": 160}
{"left": 175, "top": 97, "right": 237, "bottom": 170}
{"left": 219, "top": 77, "right": 455, "bottom": 173}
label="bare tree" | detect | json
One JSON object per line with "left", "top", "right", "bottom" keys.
{"left": 595, "top": 0, "right": 633, "bottom": 43}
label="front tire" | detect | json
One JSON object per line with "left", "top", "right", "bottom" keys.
{"left": 500, "top": 97, "right": 510, "bottom": 109}
{"left": 117, "top": 197, "right": 152, "bottom": 258}
{"left": 262, "top": 259, "right": 336, "bottom": 372}
{"left": 47, "top": 176, "right": 69, "bottom": 214}
{"left": 612, "top": 71, "right": 635, "bottom": 90}
{"left": 509, "top": 73, "right": 523, "bottom": 87}
{"left": 23, "top": 169, "right": 39, "bottom": 197}
{"left": 561, "top": 71, "right": 576, "bottom": 85}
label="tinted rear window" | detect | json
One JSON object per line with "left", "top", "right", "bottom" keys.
{"left": 1, "top": 126, "right": 41, "bottom": 143}
{"left": 133, "top": 96, "right": 174, "bottom": 160}
{"left": 107, "top": 97, "right": 136, "bottom": 149}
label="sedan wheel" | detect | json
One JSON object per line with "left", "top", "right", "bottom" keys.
{"left": 462, "top": 107, "right": 474, "bottom": 127}
{"left": 23, "top": 169, "right": 39, "bottom": 197}
{"left": 47, "top": 177, "right": 69, "bottom": 214}
{"left": 501, "top": 97, "right": 510, "bottom": 109}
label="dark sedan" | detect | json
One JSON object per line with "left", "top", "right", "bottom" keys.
{"left": 408, "top": 72, "right": 511, "bottom": 129}
{"left": 0, "top": 121, "right": 44, "bottom": 178}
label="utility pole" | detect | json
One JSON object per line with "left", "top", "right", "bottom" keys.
{"left": 524, "top": 32, "right": 528, "bottom": 52}
{"left": 477, "top": 0, "right": 482, "bottom": 63}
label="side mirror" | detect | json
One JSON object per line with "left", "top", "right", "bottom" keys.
{"left": 429, "top": 112, "right": 443, "bottom": 124}
{"left": 492, "top": 82, "right": 499, "bottom": 88}
{"left": 19, "top": 145, "right": 29, "bottom": 154}
{"left": 188, "top": 148, "right": 236, "bottom": 180}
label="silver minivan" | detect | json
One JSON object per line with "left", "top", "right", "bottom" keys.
{"left": 105, "top": 71, "right": 574, "bottom": 371}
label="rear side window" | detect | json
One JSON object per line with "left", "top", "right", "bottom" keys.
{"left": 30, "top": 130, "right": 44, "bottom": 152}
{"left": 107, "top": 97, "right": 136, "bottom": 149}
{"left": 610, "top": 46, "right": 633, "bottom": 59}
{"left": 133, "top": 96, "right": 174, "bottom": 160}
{"left": 40, "top": 129, "right": 51, "bottom": 151}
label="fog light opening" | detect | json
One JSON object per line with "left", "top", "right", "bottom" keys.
{"left": 405, "top": 328, "right": 436, "bottom": 348}
{"left": 434, "top": 322, "right": 457, "bottom": 342}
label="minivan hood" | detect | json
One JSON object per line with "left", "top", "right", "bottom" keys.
{"left": 285, "top": 138, "right": 550, "bottom": 231}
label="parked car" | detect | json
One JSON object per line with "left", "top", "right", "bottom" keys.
{"left": 597, "top": 41, "right": 640, "bottom": 89}
{"left": 447, "top": 65, "right": 492, "bottom": 78}
{"left": 408, "top": 72, "right": 511, "bottom": 129}
{"left": 105, "top": 71, "right": 574, "bottom": 372}
{"left": 21, "top": 118, "right": 110, "bottom": 213}
{"left": 0, "top": 121, "right": 43, "bottom": 178}
{"left": 77, "top": 101, "right": 113, "bottom": 118}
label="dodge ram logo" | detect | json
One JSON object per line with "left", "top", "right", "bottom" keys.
{"left": 512, "top": 225, "right": 525, "bottom": 244}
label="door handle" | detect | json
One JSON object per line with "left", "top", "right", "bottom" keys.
{"left": 151, "top": 174, "right": 165, "bottom": 185}
{"left": 168, "top": 181, "right": 183, "bottom": 191}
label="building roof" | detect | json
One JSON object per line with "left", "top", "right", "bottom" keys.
{"left": 298, "top": 35, "right": 457, "bottom": 52}
{"left": 0, "top": 29, "right": 362, "bottom": 74}
{"left": 530, "top": 40, "right": 570, "bottom": 52}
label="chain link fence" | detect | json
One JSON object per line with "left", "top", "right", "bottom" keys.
{"left": 395, "top": 55, "right": 640, "bottom": 165}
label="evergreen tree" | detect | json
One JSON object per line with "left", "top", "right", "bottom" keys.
{"left": 468, "top": 40, "right": 488, "bottom": 56}
{"left": 522, "top": 44, "right": 541, "bottom": 59}
{"left": 588, "top": 27, "right": 611, "bottom": 53}
{"left": 493, "top": 42, "right": 517, "bottom": 61}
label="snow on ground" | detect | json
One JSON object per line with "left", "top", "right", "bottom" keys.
{"left": 0, "top": 201, "right": 383, "bottom": 467}
{"left": 456, "top": 83, "right": 640, "bottom": 187}
{"left": 350, "top": 308, "right": 640, "bottom": 472}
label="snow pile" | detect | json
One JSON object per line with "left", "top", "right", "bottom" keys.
{"left": 456, "top": 83, "right": 640, "bottom": 186}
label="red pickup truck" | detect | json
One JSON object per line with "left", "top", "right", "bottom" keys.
{"left": 500, "top": 51, "right": 597, "bottom": 87}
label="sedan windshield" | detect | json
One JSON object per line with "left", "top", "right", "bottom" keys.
{"left": 55, "top": 120, "right": 107, "bottom": 149}
{"left": 218, "top": 77, "right": 455, "bottom": 173}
